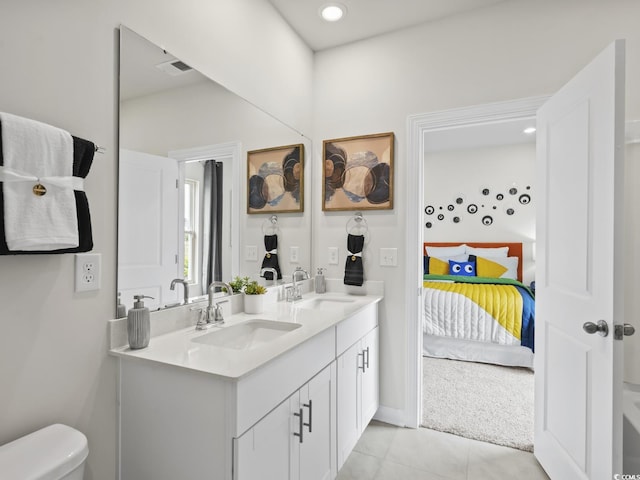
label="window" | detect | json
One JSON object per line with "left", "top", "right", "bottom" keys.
{"left": 184, "top": 179, "right": 199, "bottom": 283}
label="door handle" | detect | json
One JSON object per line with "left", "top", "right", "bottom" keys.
{"left": 614, "top": 323, "right": 636, "bottom": 340}
{"left": 364, "top": 347, "right": 370, "bottom": 370}
{"left": 583, "top": 320, "right": 609, "bottom": 337}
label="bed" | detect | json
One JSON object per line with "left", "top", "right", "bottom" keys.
{"left": 422, "top": 242, "right": 535, "bottom": 368}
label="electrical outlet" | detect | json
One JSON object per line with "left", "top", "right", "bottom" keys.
{"left": 290, "top": 246, "right": 299, "bottom": 263}
{"left": 328, "top": 247, "right": 339, "bottom": 265}
{"left": 245, "top": 245, "right": 258, "bottom": 261}
{"left": 75, "top": 253, "right": 101, "bottom": 292}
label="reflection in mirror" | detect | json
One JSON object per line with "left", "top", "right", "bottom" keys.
{"left": 118, "top": 26, "right": 311, "bottom": 312}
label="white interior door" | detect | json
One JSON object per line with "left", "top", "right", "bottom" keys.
{"left": 118, "top": 149, "right": 180, "bottom": 310}
{"left": 535, "top": 40, "right": 625, "bottom": 479}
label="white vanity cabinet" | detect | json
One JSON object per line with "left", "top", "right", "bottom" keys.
{"left": 114, "top": 296, "right": 380, "bottom": 480}
{"left": 234, "top": 364, "right": 336, "bottom": 480}
{"left": 335, "top": 304, "right": 379, "bottom": 470}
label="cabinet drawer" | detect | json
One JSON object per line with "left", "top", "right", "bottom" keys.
{"left": 336, "top": 304, "right": 378, "bottom": 356}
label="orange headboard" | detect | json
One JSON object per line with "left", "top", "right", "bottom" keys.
{"left": 423, "top": 242, "right": 523, "bottom": 282}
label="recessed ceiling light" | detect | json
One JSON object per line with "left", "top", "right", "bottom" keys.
{"left": 523, "top": 127, "right": 536, "bottom": 134}
{"left": 320, "top": 3, "right": 346, "bottom": 22}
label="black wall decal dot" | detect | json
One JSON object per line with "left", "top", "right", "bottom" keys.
{"left": 467, "top": 204, "right": 478, "bottom": 214}
{"left": 506, "top": 208, "right": 515, "bottom": 215}
{"left": 482, "top": 215, "right": 493, "bottom": 226}
{"left": 482, "top": 188, "right": 490, "bottom": 196}
{"left": 437, "top": 214, "right": 444, "bottom": 221}
{"left": 447, "top": 205, "right": 454, "bottom": 211}
{"left": 425, "top": 205, "right": 434, "bottom": 215}
{"left": 519, "top": 194, "right": 531, "bottom": 205}
{"left": 509, "top": 187, "right": 518, "bottom": 195}
{"left": 426, "top": 222, "right": 433, "bottom": 228}
{"left": 453, "top": 216, "right": 460, "bottom": 223}
{"left": 456, "top": 197, "right": 464, "bottom": 204}
{"left": 496, "top": 193, "right": 504, "bottom": 200}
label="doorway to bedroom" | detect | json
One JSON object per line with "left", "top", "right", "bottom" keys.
{"left": 416, "top": 100, "right": 541, "bottom": 452}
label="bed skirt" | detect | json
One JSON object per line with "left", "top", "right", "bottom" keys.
{"left": 423, "top": 334, "right": 534, "bottom": 369}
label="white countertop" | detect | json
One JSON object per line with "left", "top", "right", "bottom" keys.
{"left": 110, "top": 293, "right": 382, "bottom": 380}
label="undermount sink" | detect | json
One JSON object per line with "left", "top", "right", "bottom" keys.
{"left": 298, "top": 297, "right": 358, "bottom": 309}
{"left": 192, "top": 320, "right": 301, "bottom": 350}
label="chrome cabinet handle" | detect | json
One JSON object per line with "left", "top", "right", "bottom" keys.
{"left": 293, "top": 408, "right": 304, "bottom": 443}
{"left": 364, "top": 347, "right": 370, "bottom": 370}
{"left": 583, "top": 320, "right": 609, "bottom": 337}
{"left": 358, "top": 351, "right": 366, "bottom": 372}
{"left": 303, "top": 400, "right": 313, "bottom": 433}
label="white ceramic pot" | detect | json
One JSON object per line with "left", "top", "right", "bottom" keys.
{"left": 244, "top": 294, "right": 265, "bottom": 314}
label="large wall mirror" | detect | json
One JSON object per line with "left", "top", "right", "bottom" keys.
{"left": 118, "top": 26, "right": 312, "bottom": 312}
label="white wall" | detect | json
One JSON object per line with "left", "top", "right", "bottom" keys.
{"left": 424, "top": 143, "right": 536, "bottom": 284}
{"left": 313, "top": 0, "right": 640, "bottom": 415}
{"left": 0, "top": 1, "right": 313, "bottom": 479}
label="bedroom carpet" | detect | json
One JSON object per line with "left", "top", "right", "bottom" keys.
{"left": 421, "top": 356, "right": 534, "bottom": 452}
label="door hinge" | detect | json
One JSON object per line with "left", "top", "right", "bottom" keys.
{"left": 175, "top": 254, "right": 178, "bottom": 265}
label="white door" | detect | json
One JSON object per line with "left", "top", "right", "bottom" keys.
{"left": 535, "top": 40, "right": 625, "bottom": 479}
{"left": 298, "top": 366, "right": 335, "bottom": 480}
{"left": 235, "top": 398, "right": 292, "bottom": 480}
{"left": 361, "top": 327, "right": 379, "bottom": 428}
{"left": 118, "top": 149, "right": 180, "bottom": 310}
{"left": 336, "top": 342, "right": 360, "bottom": 469}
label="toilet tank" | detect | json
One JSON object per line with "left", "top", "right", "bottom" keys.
{"left": 0, "top": 424, "right": 88, "bottom": 479}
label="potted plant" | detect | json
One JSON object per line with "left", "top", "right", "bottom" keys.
{"left": 226, "top": 276, "right": 250, "bottom": 294}
{"left": 243, "top": 280, "right": 267, "bottom": 314}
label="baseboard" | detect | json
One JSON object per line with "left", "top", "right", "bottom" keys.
{"left": 373, "top": 405, "right": 406, "bottom": 427}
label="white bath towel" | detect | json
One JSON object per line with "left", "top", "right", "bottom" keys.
{"left": 0, "top": 112, "right": 79, "bottom": 250}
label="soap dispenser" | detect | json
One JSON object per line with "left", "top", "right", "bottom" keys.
{"left": 315, "top": 268, "right": 326, "bottom": 294}
{"left": 116, "top": 292, "right": 127, "bottom": 318}
{"left": 127, "top": 295, "right": 153, "bottom": 349}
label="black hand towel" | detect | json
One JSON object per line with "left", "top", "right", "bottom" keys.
{"left": 0, "top": 123, "right": 95, "bottom": 255}
{"left": 344, "top": 234, "right": 364, "bottom": 286}
{"left": 261, "top": 234, "right": 282, "bottom": 280}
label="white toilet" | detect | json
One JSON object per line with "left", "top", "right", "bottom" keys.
{"left": 0, "top": 424, "right": 88, "bottom": 479}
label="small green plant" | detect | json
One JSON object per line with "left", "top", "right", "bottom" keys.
{"left": 244, "top": 280, "right": 267, "bottom": 295}
{"left": 226, "top": 276, "right": 250, "bottom": 294}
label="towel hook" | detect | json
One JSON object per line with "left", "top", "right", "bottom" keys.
{"left": 346, "top": 211, "right": 369, "bottom": 236}
{"left": 262, "top": 215, "right": 279, "bottom": 235}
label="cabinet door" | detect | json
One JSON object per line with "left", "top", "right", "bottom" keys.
{"left": 235, "top": 398, "right": 292, "bottom": 480}
{"left": 298, "top": 365, "right": 335, "bottom": 480}
{"left": 360, "top": 326, "right": 379, "bottom": 428}
{"left": 336, "top": 342, "right": 361, "bottom": 470}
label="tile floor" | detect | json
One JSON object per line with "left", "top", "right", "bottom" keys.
{"left": 336, "top": 421, "right": 550, "bottom": 480}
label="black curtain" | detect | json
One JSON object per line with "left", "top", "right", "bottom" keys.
{"left": 201, "top": 160, "right": 223, "bottom": 289}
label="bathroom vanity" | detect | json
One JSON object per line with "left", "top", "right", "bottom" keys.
{"left": 110, "top": 293, "right": 381, "bottom": 480}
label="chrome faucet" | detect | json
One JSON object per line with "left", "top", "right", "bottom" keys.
{"left": 260, "top": 267, "right": 278, "bottom": 286}
{"left": 195, "top": 280, "right": 233, "bottom": 330}
{"left": 289, "top": 267, "right": 309, "bottom": 302}
{"left": 170, "top": 278, "right": 190, "bottom": 305}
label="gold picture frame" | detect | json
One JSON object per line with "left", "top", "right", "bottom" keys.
{"left": 322, "top": 132, "right": 394, "bottom": 211}
{"left": 247, "top": 143, "right": 304, "bottom": 214}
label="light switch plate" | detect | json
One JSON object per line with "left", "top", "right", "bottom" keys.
{"left": 245, "top": 245, "right": 258, "bottom": 261}
{"left": 380, "top": 248, "right": 398, "bottom": 267}
{"left": 328, "top": 247, "right": 339, "bottom": 265}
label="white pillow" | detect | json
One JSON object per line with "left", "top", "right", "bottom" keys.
{"left": 489, "top": 256, "right": 519, "bottom": 280}
{"left": 466, "top": 245, "right": 509, "bottom": 258}
{"left": 424, "top": 244, "right": 466, "bottom": 258}
{"left": 434, "top": 254, "right": 468, "bottom": 263}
